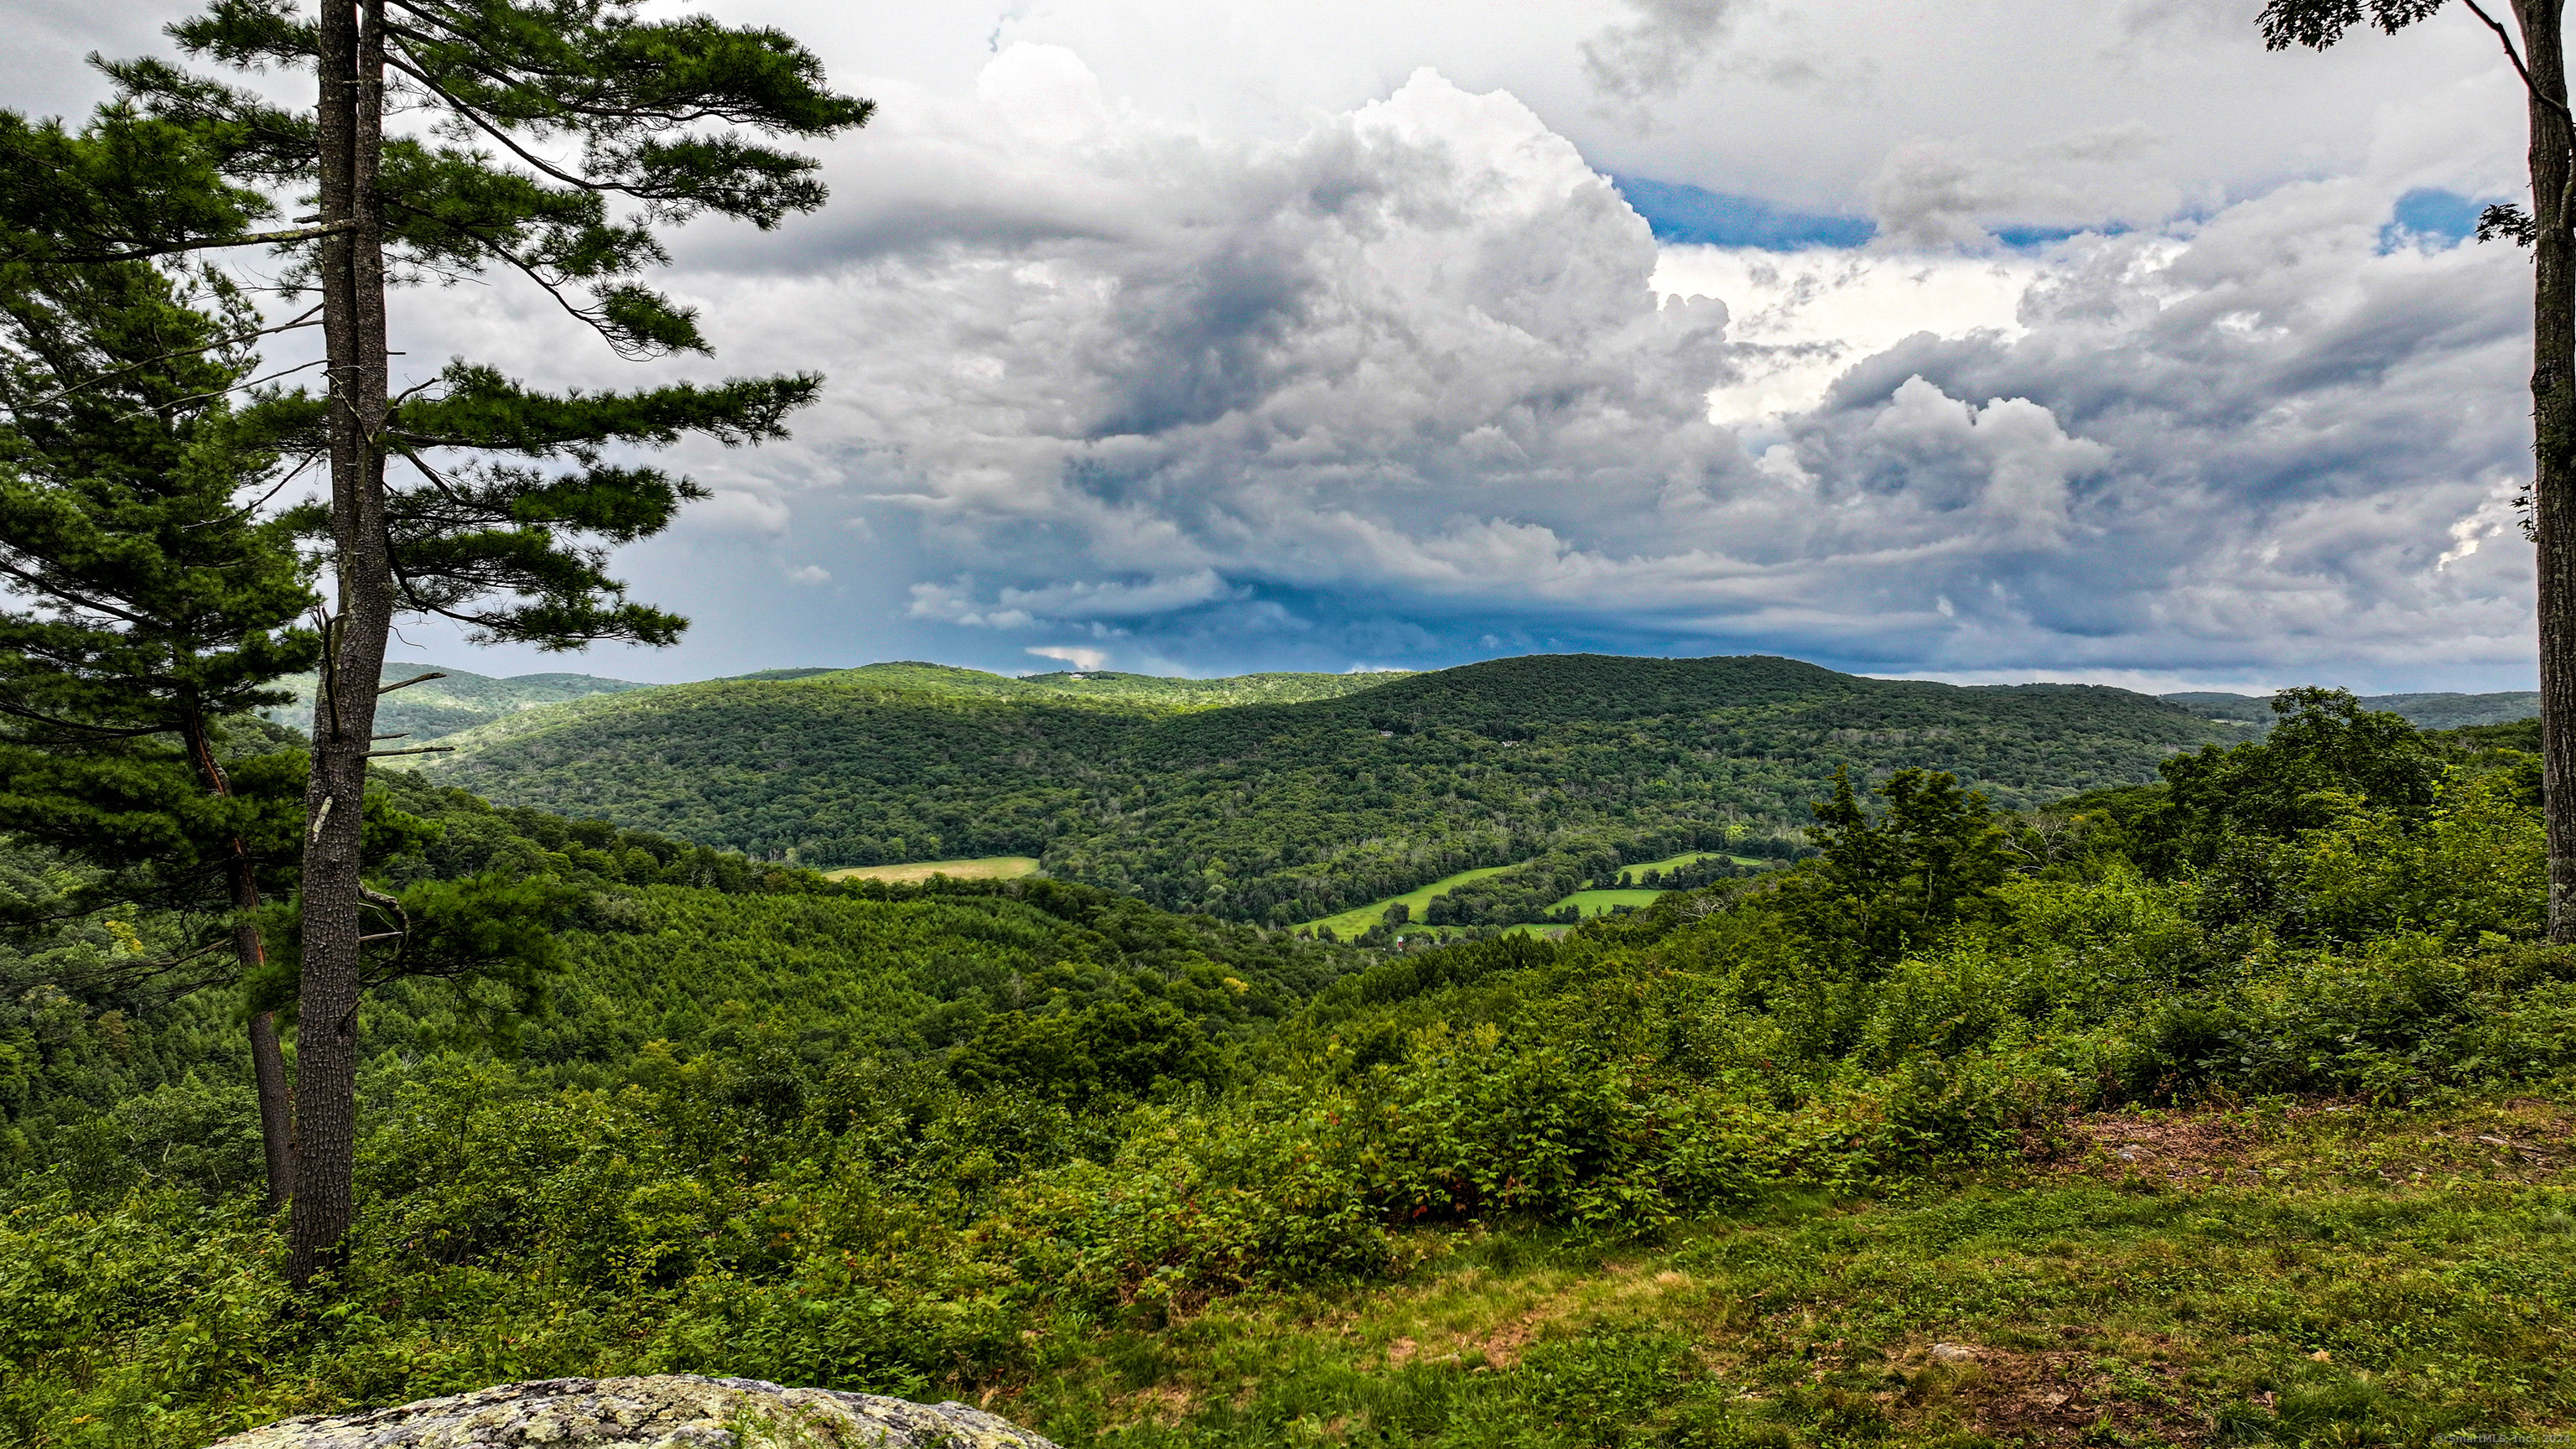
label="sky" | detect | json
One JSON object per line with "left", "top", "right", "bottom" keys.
{"left": 1, "top": 0, "right": 2551, "bottom": 692}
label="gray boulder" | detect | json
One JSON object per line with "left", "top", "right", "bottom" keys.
{"left": 206, "top": 1374, "right": 1060, "bottom": 1449}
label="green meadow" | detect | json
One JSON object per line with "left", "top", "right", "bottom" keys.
{"left": 1545, "top": 887, "right": 1668, "bottom": 918}
{"left": 1301, "top": 850, "right": 1784, "bottom": 941}
{"left": 1296, "top": 863, "right": 1524, "bottom": 940}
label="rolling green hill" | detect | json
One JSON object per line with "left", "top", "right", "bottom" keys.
{"left": 265, "top": 661, "right": 1394, "bottom": 745}
{"left": 2166, "top": 688, "right": 2540, "bottom": 730}
{"left": 262, "top": 662, "right": 650, "bottom": 742}
{"left": 426, "top": 653, "right": 2231, "bottom": 927}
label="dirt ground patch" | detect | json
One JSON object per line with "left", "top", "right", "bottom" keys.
{"left": 1888, "top": 1340, "right": 2210, "bottom": 1448}
{"left": 2063, "top": 1111, "right": 2262, "bottom": 1184}
{"left": 1111, "top": 1383, "right": 1200, "bottom": 1425}
{"left": 2045, "top": 1100, "right": 2576, "bottom": 1188}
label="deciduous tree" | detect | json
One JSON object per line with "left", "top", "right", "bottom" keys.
{"left": 2258, "top": 0, "right": 2576, "bottom": 939}
{"left": 1784, "top": 766, "right": 2007, "bottom": 969}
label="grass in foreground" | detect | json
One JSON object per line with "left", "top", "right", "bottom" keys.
{"left": 997, "top": 1094, "right": 2576, "bottom": 1449}
{"left": 822, "top": 855, "right": 1042, "bottom": 883}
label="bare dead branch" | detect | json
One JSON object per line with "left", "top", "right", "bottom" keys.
{"left": 377, "top": 670, "right": 449, "bottom": 695}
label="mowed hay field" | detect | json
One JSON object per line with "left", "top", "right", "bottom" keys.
{"left": 823, "top": 856, "right": 1041, "bottom": 884}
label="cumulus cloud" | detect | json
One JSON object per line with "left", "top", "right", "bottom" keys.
{"left": 559, "top": 47, "right": 2536, "bottom": 689}
{"left": 97, "top": 8, "right": 2515, "bottom": 693}
{"left": 1863, "top": 128, "right": 2184, "bottom": 249}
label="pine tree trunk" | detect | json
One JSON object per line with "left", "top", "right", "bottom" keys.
{"left": 249, "top": 1008, "right": 293, "bottom": 1208}
{"left": 2524, "top": 0, "right": 2576, "bottom": 943}
{"left": 179, "top": 710, "right": 295, "bottom": 1210}
{"left": 288, "top": 0, "right": 392, "bottom": 1286}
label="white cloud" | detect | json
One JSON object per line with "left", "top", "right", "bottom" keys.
{"left": 604, "top": 53, "right": 2537, "bottom": 686}
{"left": 1027, "top": 644, "right": 1111, "bottom": 671}
{"left": 687, "top": 489, "right": 792, "bottom": 536}
{"left": 1649, "top": 247, "right": 2047, "bottom": 423}
{"left": 58, "top": 3, "right": 2527, "bottom": 690}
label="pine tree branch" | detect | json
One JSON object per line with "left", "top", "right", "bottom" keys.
{"left": 181, "top": 455, "right": 318, "bottom": 532}
{"left": 382, "top": 8, "right": 785, "bottom": 126}
{"left": 0, "top": 556, "right": 153, "bottom": 628}
{"left": 377, "top": 671, "right": 449, "bottom": 695}
{"left": 379, "top": 195, "right": 641, "bottom": 353}
{"left": 0, "top": 697, "right": 171, "bottom": 739}
{"left": 111, "top": 357, "right": 328, "bottom": 423}
{"left": 382, "top": 48, "right": 624, "bottom": 198}
{"left": 25, "top": 306, "right": 325, "bottom": 410}
{"left": 59, "top": 221, "right": 360, "bottom": 264}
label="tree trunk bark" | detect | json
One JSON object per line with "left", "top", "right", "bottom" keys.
{"left": 2521, "top": 0, "right": 2576, "bottom": 943}
{"left": 179, "top": 710, "right": 296, "bottom": 1210}
{"left": 288, "top": 0, "right": 392, "bottom": 1286}
{"left": 249, "top": 1008, "right": 294, "bottom": 1207}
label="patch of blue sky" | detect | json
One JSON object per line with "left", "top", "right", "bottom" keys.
{"left": 1993, "top": 223, "right": 2097, "bottom": 249}
{"left": 1610, "top": 176, "right": 1874, "bottom": 250}
{"left": 2378, "top": 187, "right": 2486, "bottom": 252}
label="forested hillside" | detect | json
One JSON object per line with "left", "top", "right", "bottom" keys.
{"left": 8, "top": 693, "right": 2571, "bottom": 1449}
{"left": 2166, "top": 688, "right": 2542, "bottom": 730}
{"left": 428, "top": 653, "right": 2230, "bottom": 925}
{"left": 262, "top": 664, "right": 649, "bottom": 743}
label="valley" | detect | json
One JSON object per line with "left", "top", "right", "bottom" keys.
{"left": 418, "top": 653, "right": 2239, "bottom": 928}
{"left": 4, "top": 666, "right": 2572, "bottom": 1448}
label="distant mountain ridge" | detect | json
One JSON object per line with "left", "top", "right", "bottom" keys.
{"left": 262, "top": 664, "right": 649, "bottom": 742}
{"left": 2163, "top": 689, "right": 2541, "bottom": 730}
{"left": 418, "top": 652, "right": 2232, "bottom": 926}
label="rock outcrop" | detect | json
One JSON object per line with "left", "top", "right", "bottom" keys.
{"left": 206, "top": 1375, "right": 1060, "bottom": 1449}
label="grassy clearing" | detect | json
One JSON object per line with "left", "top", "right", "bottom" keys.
{"left": 821, "top": 855, "right": 1041, "bottom": 884}
{"left": 1538, "top": 854, "right": 1774, "bottom": 921}
{"left": 1614, "top": 849, "right": 1748, "bottom": 878}
{"left": 1301, "top": 854, "right": 1777, "bottom": 940}
{"left": 1298, "top": 864, "right": 1525, "bottom": 940}
{"left": 1547, "top": 887, "right": 1669, "bottom": 918}
{"left": 995, "top": 1093, "right": 2576, "bottom": 1448}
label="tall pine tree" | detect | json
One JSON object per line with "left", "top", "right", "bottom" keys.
{"left": 11, "top": 0, "right": 870, "bottom": 1280}
{"left": 0, "top": 221, "right": 316, "bottom": 1204}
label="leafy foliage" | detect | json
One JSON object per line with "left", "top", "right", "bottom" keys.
{"left": 3, "top": 686, "right": 2570, "bottom": 1446}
